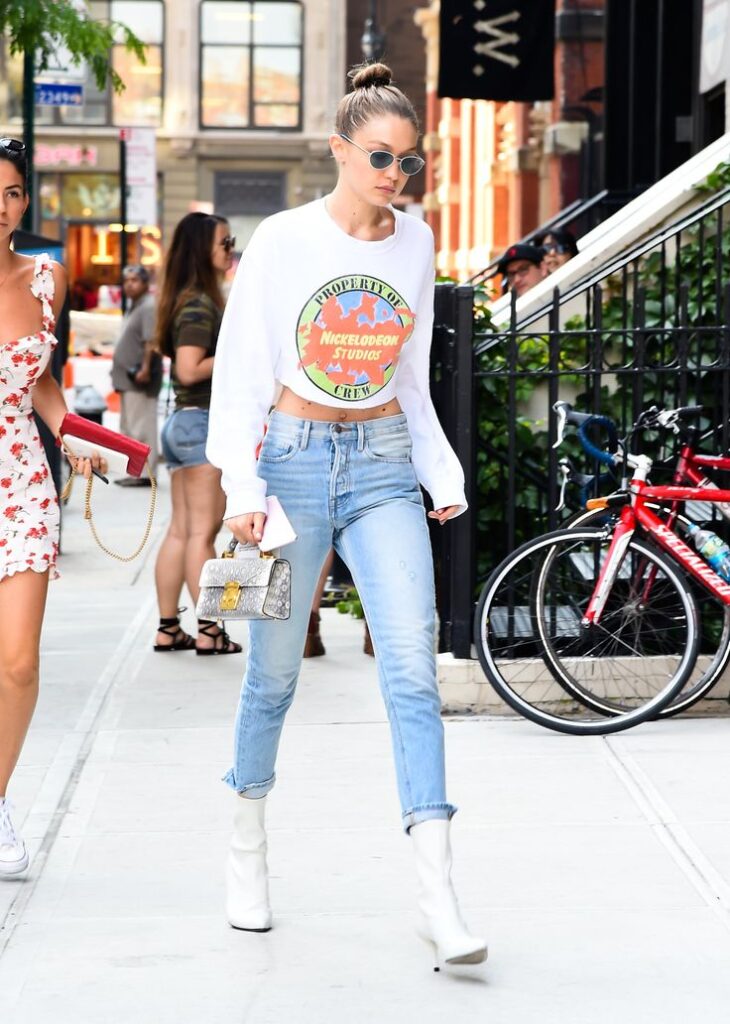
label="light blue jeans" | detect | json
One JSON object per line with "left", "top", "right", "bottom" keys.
{"left": 223, "top": 412, "right": 456, "bottom": 832}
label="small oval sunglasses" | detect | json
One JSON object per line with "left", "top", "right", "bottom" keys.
{"left": 0, "top": 138, "right": 26, "bottom": 154}
{"left": 338, "top": 134, "right": 425, "bottom": 177}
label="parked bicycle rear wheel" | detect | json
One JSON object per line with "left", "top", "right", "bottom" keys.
{"left": 566, "top": 507, "right": 730, "bottom": 717}
{"left": 474, "top": 527, "right": 698, "bottom": 735}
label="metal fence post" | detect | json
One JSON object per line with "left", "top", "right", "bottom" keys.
{"left": 448, "top": 284, "right": 476, "bottom": 659}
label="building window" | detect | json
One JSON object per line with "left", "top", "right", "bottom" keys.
{"left": 200, "top": 1, "right": 303, "bottom": 130}
{"left": 0, "top": 1, "right": 163, "bottom": 128}
{"left": 110, "top": 1, "right": 164, "bottom": 125}
{"left": 214, "top": 169, "right": 286, "bottom": 246}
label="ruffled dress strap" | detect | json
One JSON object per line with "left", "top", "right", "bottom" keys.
{"left": 29, "top": 253, "right": 56, "bottom": 333}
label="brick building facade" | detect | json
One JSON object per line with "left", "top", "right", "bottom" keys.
{"left": 415, "top": 0, "right": 605, "bottom": 282}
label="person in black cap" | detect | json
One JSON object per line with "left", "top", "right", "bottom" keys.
{"left": 497, "top": 242, "right": 547, "bottom": 298}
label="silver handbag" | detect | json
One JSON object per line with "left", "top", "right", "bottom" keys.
{"left": 196, "top": 541, "right": 291, "bottom": 621}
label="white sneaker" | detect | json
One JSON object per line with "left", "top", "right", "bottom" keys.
{"left": 0, "top": 798, "right": 29, "bottom": 877}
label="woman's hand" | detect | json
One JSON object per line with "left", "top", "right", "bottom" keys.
{"left": 427, "top": 505, "right": 461, "bottom": 526}
{"left": 226, "top": 512, "right": 267, "bottom": 546}
{"left": 66, "top": 450, "right": 109, "bottom": 479}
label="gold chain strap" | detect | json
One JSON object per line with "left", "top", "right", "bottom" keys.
{"left": 60, "top": 441, "right": 157, "bottom": 562}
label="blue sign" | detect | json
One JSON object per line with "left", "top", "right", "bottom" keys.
{"left": 35, "top": 82, "right": 84, "bottom": 107}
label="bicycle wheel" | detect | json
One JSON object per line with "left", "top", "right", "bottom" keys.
{"left": 474, "top": 527, "right": 698, "bottom": 735}
{"left": 566, "top": 507, "right": 730, "bottom": 717}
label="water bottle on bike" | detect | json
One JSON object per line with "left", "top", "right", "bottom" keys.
{"left": 686, "top": 523, "right": 730, "bottom": 582}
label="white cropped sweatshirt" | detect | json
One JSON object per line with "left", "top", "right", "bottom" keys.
{"left": 207, "top": 198, "right": 467, "bottom": 520}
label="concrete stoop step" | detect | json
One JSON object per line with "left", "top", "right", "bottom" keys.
{"left": 437, "top": 652, "right": 730, "bottom": 714}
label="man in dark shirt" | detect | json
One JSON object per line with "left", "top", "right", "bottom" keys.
{"left": 110, "top": 265, "right": 161, "bottom": 486}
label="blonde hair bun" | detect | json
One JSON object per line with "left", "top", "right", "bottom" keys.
{"left": 349, "top": 62, "right": 393, "bottom": 90}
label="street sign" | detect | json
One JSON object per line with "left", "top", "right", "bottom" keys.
{"left": 35, "top": 82, "right": 84, "bottom": 107}
{"left": 121, "top": 128, "right": 157, "bottom": 227}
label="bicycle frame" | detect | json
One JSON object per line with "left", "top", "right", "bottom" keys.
{"left": 675, "top": 444, "right": 730, "bottom": 520}
{"left": 584, "top": 458, "right": 730, "bottom": 624}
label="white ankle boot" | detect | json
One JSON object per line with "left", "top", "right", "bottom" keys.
{"left": 0, "top": 798, "right": 28, "bottom": 878}
{"left": 226, "top": 794, "right": 272, "bottom": 932}
{"left": 411, "top": 819, "right": 487, "bottom": 966}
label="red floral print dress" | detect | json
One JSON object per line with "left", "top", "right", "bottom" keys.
{"left": 0, "top": 254, "right": 60, "bottom": 581}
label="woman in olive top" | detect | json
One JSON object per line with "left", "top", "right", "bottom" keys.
{"left": 152, "top": 212, "right": 241, "bottom": 654}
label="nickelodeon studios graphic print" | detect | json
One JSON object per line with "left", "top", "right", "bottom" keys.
{"left": 296, "top": 275, "right": 416, "bottom": 401}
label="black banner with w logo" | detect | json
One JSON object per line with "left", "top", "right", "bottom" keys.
{"left": 438, "top": 0, "right": 555, "bottom": 101}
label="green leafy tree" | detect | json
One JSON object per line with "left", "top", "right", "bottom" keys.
{"left": 1, "top": 0, "right": 146, "bottom": 225}
{"left": 2, "top": 0, "right": 145, "bottom": 94}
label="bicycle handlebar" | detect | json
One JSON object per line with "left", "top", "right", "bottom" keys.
{"left": 577, "top": 421, "right": 617, "bottom": 467}
{"left": 553, "top": 400, "right": 619, "bottom": 457}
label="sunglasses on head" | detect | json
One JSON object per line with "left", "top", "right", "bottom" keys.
{"left": 338, "top": 134, "right": 425, "bottom": 177}
{"left": 0, "top": 138, "right": 26, "bottom": 155}
{"left": 220, "top": 235, "right": 236, "bottom": 252}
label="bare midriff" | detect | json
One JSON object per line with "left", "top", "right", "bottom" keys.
{"left": 275, "top": 385, "right": 402, "bottom": 422}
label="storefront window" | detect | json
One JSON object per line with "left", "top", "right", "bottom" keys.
{"left": 0, "top": 2, "right": 163, "bottom": 128}
{"left": 201, "top": 1, "right": 302, "bottom": 129}
{"left": 61, "top": 174, "right": 122, "bottom": 221}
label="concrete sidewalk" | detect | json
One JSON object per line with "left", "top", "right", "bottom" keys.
{"left": 2, "top": 470, "right": 730, "bottom": 1023}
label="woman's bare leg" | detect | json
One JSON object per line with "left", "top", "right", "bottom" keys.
{"left": 179, "top": 462, "right": 233, "bottom": 651}
{"left": 0, "top": 570, "right": 49, "bottom": 795}
{"left": 154, "top": 467, "right": 190, "bottom": 645}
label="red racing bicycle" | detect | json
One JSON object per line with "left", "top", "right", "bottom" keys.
{"left": 475, "top": 406, "right": 730, "bottom": 734}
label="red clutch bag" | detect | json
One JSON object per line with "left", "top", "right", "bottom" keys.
{"left": 57, "top": 412, "right": 151, "bottom": 478}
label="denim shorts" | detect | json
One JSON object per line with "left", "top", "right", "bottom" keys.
{"left": 160, "top": 407, "right": 210, "bottom": 470}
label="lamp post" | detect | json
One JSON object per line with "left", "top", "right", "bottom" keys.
{"left": 361, "top": 0, "right": 386, "bottom": 62}
{"left": 21, "top": 51, "right": 35, "bottom": 231}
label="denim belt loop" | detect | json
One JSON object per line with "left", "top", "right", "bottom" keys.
{"left": 300, "top": 420, "right": 311, "bottom": 450}
{"left": 357, "top": 422, "right": 365, "bottom": 452}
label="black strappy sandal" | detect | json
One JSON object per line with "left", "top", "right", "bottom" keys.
{"left": 153, "top": 609, "right": 196, "bottom": 652}
{"left": 196, "top": 619, "right": 243, "bottom": 656}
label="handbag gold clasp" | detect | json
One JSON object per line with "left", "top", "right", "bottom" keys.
{"left": 220, "top": 580, "right": 241, "bottom": 611}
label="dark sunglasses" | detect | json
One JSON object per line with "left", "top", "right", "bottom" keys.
{"left": 338, "top": 134, "right": 425, "bottom": 177}
{"left": 220, "top": 235, "right": 236, "bottom": 252}
{"left": 0, "top": 138, "right": 26, "bottom": 155}
{"left": 543, "top": 242, "right": 569, "bottom": 255}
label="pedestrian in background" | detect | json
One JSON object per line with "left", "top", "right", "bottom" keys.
{"left": 534, "top": 228, "right": 579, "bottom": 275}
{"left": 208, "top": 62, "right": 487, "bottom": 968}
{"left": 0, "top": 138, "right": 105, "bottom": 878}
{"left": 496, "top": 242, "right": 547, "bottom": 298}
{"left": 152, "top": 212, "right": 241, "bottom": 655}
{"left": 110, "top": 264, "right": 161, "bottom": 487}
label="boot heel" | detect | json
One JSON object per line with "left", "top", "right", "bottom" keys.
{"left": 417, "top": 926, "right": 441, "bottom": 971}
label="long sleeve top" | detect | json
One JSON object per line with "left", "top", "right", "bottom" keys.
{"left": 207, "top": 198, "right": 467, "bottom": 519}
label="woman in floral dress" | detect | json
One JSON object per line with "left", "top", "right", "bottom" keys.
{"left": 0, "top": 139, "right": 104, "bottom": 877}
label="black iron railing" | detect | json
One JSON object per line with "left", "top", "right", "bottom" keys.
{"left": 431, "top": 187, "right": 730, "bottom": 659}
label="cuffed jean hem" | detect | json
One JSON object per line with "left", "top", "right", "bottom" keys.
{"left": 402, "top": 803, "right": 458, "bottom": 834}
{"left": 222, "top": 768, "right": 275, "bottom": 798}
